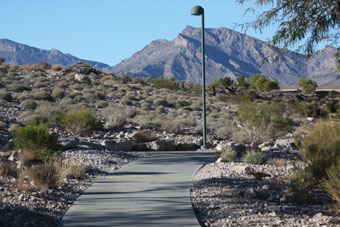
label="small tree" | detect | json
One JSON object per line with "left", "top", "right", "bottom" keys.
{"left": 209, "top": 77, "right": 234, "bottom": 95}
{"left": 247, "top": 74, "right": 278, "bottom": 92}
{"left": 237, "top": 75, "right": 249, "bottom": 89}
{"left": 297, "top": 78, "right": 317, "bottom": 93}
{"left": 0, "top": 58, "right": 5, "bottom": 65}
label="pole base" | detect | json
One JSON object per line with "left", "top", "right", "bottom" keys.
{"left": 201, "top": 145, "right": 207, "bottom": 149}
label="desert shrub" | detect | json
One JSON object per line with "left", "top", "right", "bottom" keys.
{"left": 57, "top": 79, "right": 69, "bottom": 88}
{"left": 7, "top": 84, "right": 30, "bottom": 92}
{"left": 219, "top": 91, "right": 258, "bottom": 104}
{"left": 96, "top": 100, "right": 108, "bottom": 108}
{"left": 299, "top": 120, "right": 340, "bottom": 180}
{"left": 12, "top": 122, "right": 60, "bottom": 162}
{"left": 166, "top": 117, "right": 197, "bottom": 134}
{"left": 140, "top": 101, "right": 151, "bottom": 111}
{"left": 62, "top": 161, "right": 87, "bottom": 180}
{"left": 51, "top": 64, "right": 63, "bottom": 71}
{"left": 59, "top": 106, "right": 103, "bottom": 135}
{"left": 239, "top": 101, "right": 293, "bottom": 142}
{"left": 216, "top": 126, "right": 233, "bottom": 139}
{"left": 300, "top": 101, "right": 328, "bottom": 118}
{"left": 155, "top": 106, "right": 166, "bottom": 114}
{"left": 32, "top": 89, "right": 52, "bottom": 101}
{"left": 120, "top": 95, "right": 134, "bottom": 105}
{"left": 291, "top": 120, "right": 340, "bottom": 202}
{"left": 134, "top": 113, "right": 162, "bottom": 130}
{"left": 35, "top": 102, "right": 62, "bottom": 122}
{"left": 20, "top": 100, "right": 37, "bottom": 110}
{"left": 132, "top": 130, "right": 158, "bottom": 143}
{"left": 51, "top": 87, "right": 65, "bottom": 100}
{"left": 82, "top": 92, "right": 98, "bottom": 103}
{"left": 149, "top": 77, "right": 179, "bottom": 90}
{"left": 15, "top": 91, "right": 33, "bottom": 102}
{"left": 324, "top": 160, "right": 340, "bottom": 205}
{"left": 220, "top": 148, "right": 237, "bottom": 162}
{"left": 244, "top": 151, "right": 267, "bottom": 165}
{"left": 0, "top": 159, "right": 18, "bottom": 178}
{"left": 39, "top": 62, "right": 51, "bottom": 70}
{"left": 102, "top": 105, "right": 135, "bottom": 128}
{"left": 17, "top": 111, "right": 37, "bottom": 124}
{"left": 27, "top": 161, "right": 61, "bottom": 191}
{"left": 0, "top": 89, "right": 12, "bottom": 102}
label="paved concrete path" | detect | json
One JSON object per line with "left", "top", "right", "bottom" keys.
{"left": 60, "top": 151, "right": 214, "bottom": 227}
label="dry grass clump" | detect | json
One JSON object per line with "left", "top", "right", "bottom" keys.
{"left": 61, "top": 161, "right": 87, "bottom": 180}
{"left": 0, "top": 159, "right": 18, "bottom": 178}
{"left": 100, "top": 75, "right": 115, "bottom": 82}
{"left": 102, "top": 105, "right": 135, "bottom": 128}
{"left": 132, "top": 130, "right": 158, "bottom": 143}
{"left": 273, "top": 158, "right": 288, "bottom": 167}
{"left": 51, "top": 64, "right": 63, "bottom": 71}
{"left": 26, "top": 161, "right": 61, "bottom": 191}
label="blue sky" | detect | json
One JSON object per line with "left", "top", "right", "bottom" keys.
{"left": 1, "top": 0, "right": 276, "bottom": 66}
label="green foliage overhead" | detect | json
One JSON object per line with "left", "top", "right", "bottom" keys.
{"left": 297, "top": 78, "right": 317, "bottom": 93}
{"left": 247, "top": 74, "right": 279, "bottom": 92}
{"left": 236, "top": 0, "right": 340, "bottom": 60}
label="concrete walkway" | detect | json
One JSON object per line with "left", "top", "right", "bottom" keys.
{"left": 60, "top": 151, "right": 214, "bottom": 227}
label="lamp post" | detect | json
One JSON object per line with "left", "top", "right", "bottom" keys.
{"left": 191, "top": 5, "right": 207, "bottom": 149}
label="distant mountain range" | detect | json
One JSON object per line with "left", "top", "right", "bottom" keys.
{"left": 2, "top": 27, "right": 340, "bottom": 85}
{"left": 0, "top": 39, "right": 111, "bottom": 71}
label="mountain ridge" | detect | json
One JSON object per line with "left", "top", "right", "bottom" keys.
{"left": 0, "top": 39, "right": 111, "bottom": 71}
{"left": 1, "top": 26, "right": 340, "bottom": 85}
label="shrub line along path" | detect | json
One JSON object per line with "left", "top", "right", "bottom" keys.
{"left": 60, "top": 151, "right": 215, "bottom": 226}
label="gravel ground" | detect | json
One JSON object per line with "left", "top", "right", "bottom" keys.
{"left": 191, "top": 161, "right": 340, "bottom": 227}
{"left": 0, "top": 148, "right": 151, "bottom": 226}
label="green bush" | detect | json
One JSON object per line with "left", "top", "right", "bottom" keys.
{"left": 324, "top": 160, "right": 340, "bottom": 205}
{"left": 238, "top": 101, "right": 293, "bottom": 141}
{"left": 297, "top": 78, "right": 317, "bottom": 93}
{"left": 60, "top": 106, "right": 103, "bottom": 135}
{"left": 247, "top": 74, "right": 279, "bottom": 92}
{"left": 220, "top": 148, "right": 237, "bottom": 162}
{"left": 244, "top": 151, "right": 267, "bottom": 165}
{"left": 12, "top": 122, "right": 60, "bottom": 162}
{"left": 291, "top": 120, "right": 340, "bottom": 202}
{"left": 299, "top": 120, "right": 340, "bottom": 180}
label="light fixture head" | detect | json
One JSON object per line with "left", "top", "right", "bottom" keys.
{"left": 191, "top": 5, "right": 204, "bottom": 16}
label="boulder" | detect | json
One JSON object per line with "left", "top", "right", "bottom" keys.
{"left": 176, "top": 142, "right": 199, "bottom": 151}
{"left": 275, "top": 138, "right": 295, "bottom": 148}
{"left": 148, "top": 140, "right": 176, "bottom": 151}
{"left": 8, "top": 149, "right": 22, "bottom": 162}
{"left": 74, "top": 73, "right": 91, "bottom": 84}
{"left": 105, "top": 138, "right": 135, "bottom": 151}
{"left": 132, "top": 143, "right": 150, "bottom": 151}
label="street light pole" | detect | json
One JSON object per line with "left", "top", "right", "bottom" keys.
{"left": 191, "top": 5, "right": 207, "bottom": 149}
